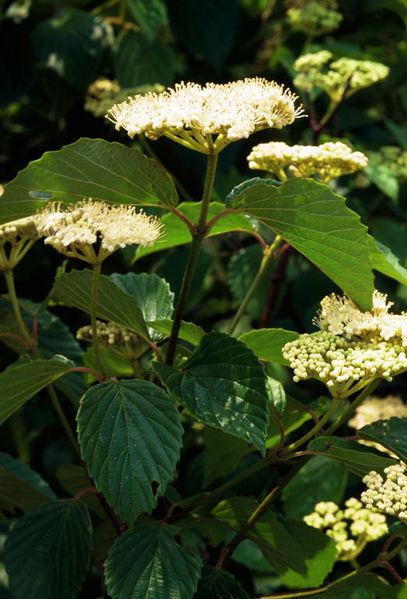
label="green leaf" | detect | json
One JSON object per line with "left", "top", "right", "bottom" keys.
{"left": 203, "top": 428, "right": 250, "bottom": 487}
{"left": 109, "top": 272, "right": 174, "bottom": 340}
{"left": 226, "top": 178, "right": 374, "bottom": 310}
{"left": 317, "top": 573, "right": 407, "bottom": 599}
{"left": 282, "top": 456, "right": 348, "bottom": 519}
{"left": 358, "top": 417, "right": 407, "bottom": 462}
{"left": 77, "top": 379, "right": 183, "bottom": 523}
{"left": 195, "top": 566, "right": 250, "bottom": 599}
{"left": 5, "top": 500, "right": 92, "bottom": 599}
{"left": 279, "top": 520, "right": 336, "bottom": 589}
{"left": 105, "top": 521, "right": 202, "bottom": 599}
{"left": 0, "top": 358, "right": 73, "bottom": 425}
{"left": 147, "top": 318, "right": 204, "bottom": 346}
{"left": 31, "top": 8, "right": 109, "bottom": 89}
{"left": 385, "top": 118, "right": 407, "bottom": 150}
{"left": 125, "top": 0, "right": 167, "bottom": 41}
{"left": 308, "top": 436, "right": 397, "bottom": 477}
{"left": 56, "top": 464, "right": 105, "bottom": 518}
{"left": 135, "top": 201, "right": 258, "bottom": 261}
{"left": 155, "top": 332, "right": 269, "bottom": 454}
{"left": 0, "top": 452, "right": 56, "bottom": 511}
{"left": 239, "top": 328, "right": 299, "bottom": 365}
{"left": 368, "top": 235, "right": 407, "bottom": 285}
{"left": 114, "top": 30, "right": 179, "bottom": 87}
{"left": 364, "top": 163, "right": 399, "bottom": 202}
{"left": 0, "top": 138, "right": 178, "bottom": 224}
{"left": 52, "top": 269, "right": 150, "bottom": 340}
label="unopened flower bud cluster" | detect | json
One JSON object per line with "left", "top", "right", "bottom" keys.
{"left": 247, "top": 141, "right": 367, "bottom": 183}
{"left": 304, "top": 498, "right": 388, "bottom": 560}
{"left": 287, "top": 1, "right": 343, "bottom": 36}
{"left": 362, "top": 464, "right": 407, "bottom": 523}
{"left": 107, "top": 78, "right": 303, "bottom": 154}
{"left": 37, "top": 200, "right": 162, "bottom": 263}
{"left": 294, "top": 51, "right": 389, "bottom": 101}
{"left": 77, "top": 320, "right": 140, "bottom": 354}
{"left": 0, "top": 215, "right": 42, "bottom": 270}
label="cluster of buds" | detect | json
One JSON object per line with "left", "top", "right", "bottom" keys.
{"left": 286, "top": 0, "right": 343, "bottom": 36}
{"left": 282, "top": 291, "right": 407, "bottom": 398}
{"left": 294, "top": 51, "right": 389, "bottom": 101}
{"left": 77, "top": 320, "right": 141, "bottom": 358}
{"left": 362, "top": 464, "right": 407, "bottom": 523}
{"left": 36, "top": 200, "right": 162, "bottom": 264}
{"left": 0, "top": 215, "right": 42, "bottom": 270}
{"left": 247, "top": 141, "right": 367, "bottom": 183}
{"left": 107, "top": 78, "right": 303, "bottom": 155}
{"left": 304, "top": 498, "right": 388, "bottom": 561}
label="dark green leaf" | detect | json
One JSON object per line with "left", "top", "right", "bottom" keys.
{"left": 368, "top": 236, "right": 407, "bottom": 285}
{"left": 147, "top": 318, "right": 204, "bottom": 346}
{"left": 266, "top": 376, "right": 287, "bottom": 415}
{"left": 52, "top": 269, "right": 149, "bottom": 340}
{"left": 77, "top": 379, "right": 183, "bottom": 523}
{"left": 135, "top": 201, "right": 258, "bottom": 261}
{"left": 0, "top": 452, "right": 56, "bottom": 511}
{"left": 31, "top": 8, "right": 109, "bottom": 89}
{"left": 226, "top": 178, "right": 374, "bottom": 310}
{"left": 114, "top": 30, "right": 180, "bottom": 87}
{"left": 279, "top": 520, "right": 336, "bottom": 589}
{"left": 0, "top": 358, "right": 73, "bottom": 425}
{"left": 56, "top": 464, "right": 105, "bottom": 518}
{"left": 109, "top": 272, "right": 174, "bottom": 340}
{"left": 155, "top": 332, "right": 269, "bottom": 454}
{"left": 308, "top": 436, "right": 396, "bottom": 477}
{"left": 195, "top": 566, "right": 250, "bottom": 599}
{"left": 125, "top": 0, "right": 167, "bottom": 41}
{"left": 105, "top": 521, "right": 202, "bottom": 599}
{"left": 365, "top": 163, "right": 399, "bottom": 202}
{"left": 239, "top": 328, "right": 299, "bottom": 365}
{"left": 282, "top": 456, "right": 348, "bottom": 519}
{"left": 0, "top": 138, "right": 178, "bottom": 224}
{"left": 5, "top": 500, "right": 92, "bottom": 599}
{"left": 203, "top": 428, "right": 250, "bottom": 487}
{"left": 385, "top": 118, "right": 407, "bottom": 150}
{"left": 317, "top": 573, "right": 407, "bottom": 599}
{"left": 358, "top": 417, "right": 407, "bottom": 462}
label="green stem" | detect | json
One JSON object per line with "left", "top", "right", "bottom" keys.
{"left": 324, "top": 379, "right": 381, "bottom": 437}
{"left": 3, "top": 269, "right": 33, "bottom": 346}
{"left": 227, "top": 235, "right": 283, "bottom": 335}
{"left": 91, "top": 262, "right": 106, "bottom": 377}
{"left": 280, "top": 398, "right": 337, "bottom": 454}
{"left": 165, "top": 152, "right": 218, "bottom": 365}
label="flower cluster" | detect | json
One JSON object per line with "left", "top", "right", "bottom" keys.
{"left": 0, "top": 215, "right": 42, "bottom": 270}
{"left": 294, "top": 52, "right": 389, "bottom": 101}
{"left": 304, "top": 498, "right": 388, "bottom": 561}
{"left": 349, "top": 395, "right": 407, "bottom": 431}
{"left": 287, "top": 0, "right": 343, "bottom": 36}
{"left": 247, "top": 141, "right": 367, "bottom": 183}
{"left": 107, "top": 78, "right": 303, "bottom": 154}
{"left": 37, "top": 200, "right": 162, "bottom": 263}
{"left": 362, "top": 464, "right": 407, "bottom": 523}
{"left": 77, "top": 320, "right": 140, "bottom": 355}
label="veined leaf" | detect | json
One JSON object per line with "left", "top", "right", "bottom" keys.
{"left": 146, "top": 318, "right": 204, "bottom": 346}
{"left": 0, "top": 138, "right": 178, "bottom": 224}
{"left": 155, "top": 332, "right": 269, "bottom": 454}
{"left": 77, "top": 379, "right": 183, "bottom": 523}
{"left": 239, "top": 328, "right": 299, "bottom": 365}
{"left": 358, "top": 417, "right": 407, "bottom": 462}
{"left": 368, "top": 235, "right": 407, "bottom": 285}
{"left": 105, "top": 521, "right": 202, "bottom": 599}
{"left": 5, "top": 500, "right": 92, "bottom": 599}
{"left": 125, "top": 0, "right": 167, "bottom": 41}
{"left": 195, "top": 566, "right": 250, "bottom": 599}
{"left": 226, "top": 178, "right": 374, "bottom": 310}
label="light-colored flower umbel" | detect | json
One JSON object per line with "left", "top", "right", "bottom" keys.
{"left": 294, "top": 52, "right": 389, "bottom": 101}
{"left": 0, "top": 215, "right": 42, "bottom": 270}
{"left": 106, "top": 78, "right": 303, "bottom": 155}
{"left": 286, "top": 0, "right": 343, "bottom": 36}
{"left": 77, "top": 320, "right": 142, "bottom": 356}
{"left": 304, "top": 498, "right": 388, "bottom": 561}
{"left": 247, "top": 141, "right": 367, "bottom": 183}
{"left": 362, "top": 464, "right": 407, "bottom": 523}
{"left": 282, "top": 291, "right": 407, "bottom": 398}
{"left": 37, "top": 200, "right": 162, "bottom": 264}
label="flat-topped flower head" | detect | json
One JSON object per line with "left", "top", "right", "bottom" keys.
{"left": 304, "top": 498, "right": 387, "bottom": 561}
{"left": 77, "top": 320, "right": 143, "bottom": 360}
{"left": 247, "top": 141, "right": 367, "bottom": 183}
{"left": 294, "top": 53, "right": 389, "bottom": 101}
{"left": 37, "top": 200, "right": 162, "bottom": 264}
{"left": 362, "top": 464, "right": 407, "bottom": 523}
{"left": 286, "top": 0, "right": 343, "bottom": 36}
{"left": 0, "top": 215, "right": 42, "bottom": 270}
{"left": 106, "top": 78, "right": 303, "bottom": 155}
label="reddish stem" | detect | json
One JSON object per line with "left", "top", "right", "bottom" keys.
{"left": 380, "top": 561, "right": 404, "bottom": 582}
{"left": 260, "top": 245, "right": 291, "bottom": 327}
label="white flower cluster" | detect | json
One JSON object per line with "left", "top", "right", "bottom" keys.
{"left": 247, "top": 141, "right": 367, "bottom": 183}
{"left": 315, "top": 291, "right": 407, "bottom": 347}
{"left": 77, "top": 320, "right": 140, "bottom": 354}
{"left": 349, "top": 396, "right": 407, "bottom": 431}
{"left": 304, "top": 498, "right": 388, "bottom": 561}
{"left": 107, "top": 78, "right": 303, "bottom": 154}
{"left": 282, "top": 331, "right": 407, "bottom": 398}
{"left": 0, "top": 215, "right": 42, "bottom": 270}
{"left": 294, "top": 52, "right": 389, "bottom": 101}
{"left": 287, "top": 1, "right": 343, "bottom": 36}
{"left": 37, "top": 200, "right": 162, "bottom": 263}
{"left": 362, "top": 464, "right": 407, "bottom": 523}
